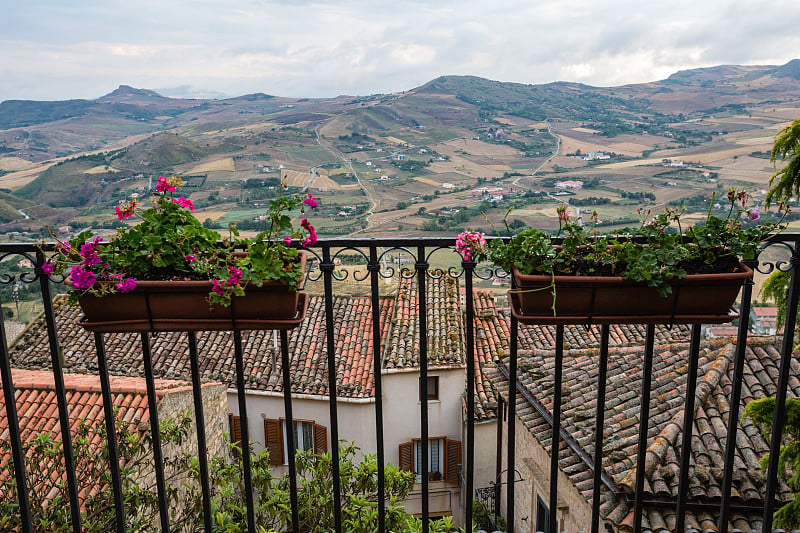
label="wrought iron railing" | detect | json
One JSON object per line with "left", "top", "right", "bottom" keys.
{"left": 0, "top": 235, "right": 799, "bottom": 533}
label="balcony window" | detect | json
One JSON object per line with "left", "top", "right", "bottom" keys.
{"left": 398, "top": 437, "right": 461, "bottom": 484}
{"left": 263, "top": 418, "right": 327, "bottom": 465}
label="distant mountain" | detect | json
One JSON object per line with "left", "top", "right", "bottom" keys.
{"left": 101, "top": 85, "right": 164, "bottom": 99}
{"left": 771, "top": 59, "right": 800, "bottom": 79}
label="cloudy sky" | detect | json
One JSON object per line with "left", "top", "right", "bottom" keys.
{"left": 2, "top": 0, "right": 799, "bottom": 102}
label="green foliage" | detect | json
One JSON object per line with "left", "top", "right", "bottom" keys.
{"left": 745, "top": 398, "right": 800, "bottom": 529}
{"left": 42, "top": 177, "right": 316, "bottom": 307}
{"left": 766, "top": 118, "right": 800, "bottom": 207}
{"left": 761, "top": 269, "right": 792, "bottom": 331}
{"left": 0, "top": 410, "right": 200, "bottom": 532}
{"left": 0, "top": 413, "right": 428, "bottom": 533}
{"left": 477, "top": 189, "right": 785, "bottom": 298}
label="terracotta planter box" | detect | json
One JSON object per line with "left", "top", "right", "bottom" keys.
{"left": 509, "top": 261, "right": 753, "bottom": 325}
{"left": 77, "top": 253, "right": 308, "bottom": 332}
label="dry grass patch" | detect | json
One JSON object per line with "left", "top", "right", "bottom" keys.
{"left": 413, "top": 177, "right": 442, "bottom": 187}
{"left": 558, "top": 135, "right": 613, "bottom": 156}
{"left": 571, "top": 127, "right": 600, "bottom": 134}
{"left": 189, "top": 158, "right": 235, "bottom": 173}
{"left": 0, "top": 157, "right": 37, "bottom": 171}
{"left": 84, "top": 165, "right": 120, "bottom": 174}
{"left": 281, "top": 169, "right": 313, "bottom": 187}
{"left": 309, "top": 174, "right": 344, "bottom": 191}
{"left": 428, "top": 156, "right": 505, "bottom": 179}
{"left": 494, "top": 117, "right": 517, "bottom": 126}
{"left": 383, "top": 136, "right": 408, "bottom": 145}
{"left": 440, "top": 138, "right": 518, "bottom": 157}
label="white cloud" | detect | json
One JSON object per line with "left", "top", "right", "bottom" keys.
{"left": 0, "top": 0, "right": 798, "bottom": 101}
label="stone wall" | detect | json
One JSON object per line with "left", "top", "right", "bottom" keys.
{"left": 499, "top": 412, "right": 593, "bottom": 533}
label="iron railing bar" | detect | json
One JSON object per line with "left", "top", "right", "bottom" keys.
{"left": 590, "top": 325, "right": 610, "bottom": 533}
{"left": 464, "top": 260, "right": 477, "bottom": 530}
{"left": 233, "top": 330, "right": 257, "bottom": 533}
{"left": 93, "top": 332, "right": 126, "bottom": 533}
{"left": 549, "top": 325, "right": 564, "bottom": 533}
{"left": 675, "top": 323, "right": 702, "bottom": 533}
{"left": 37, "top": 253, "right": 83, "bottom": 533}
{"left": 719, "top": 259, "right": 755, "bottom": 532}
{"left": 495, "top": 395, "right": 504, "bottom": 523}
{"left": 0, "top": 298, "right": 33, "bottom": 533}
{"left": 763, "top": 251, "right": 800, "bottom": 533}
{"left": 633, "top": 324, "right": 655, "bottom": 533}
{"left": 416, "top": 245, "right": 430, "bottom": 533}
{"left": 280, "top": 329, "right": 300, "bottom": 533}
{"left": 506, "top": 313, "right": 518, "bottom": 533}
{"left": 187, "top": 331, "right": 213, "bottom": 533}
{"left": 368, "top": 246, "right": 386, "bottom": 532}
{"left": 139, "top": 333, "right": 171, "bottom": 533}
{"left": 321, "top": 246, "right": 344, "bottom": 533}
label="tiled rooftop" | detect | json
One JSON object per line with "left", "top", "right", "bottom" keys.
{"left": 0, "top": 369, "right": 199, "bottom": 500}
{"left": 10, "top": 276, "right": 463, "bottom": 398}
{"left": 472, "top": 292, "right": 694, "bottom": 422}
{"left": 488, "top": 337, "right": 795, "bottom": 532}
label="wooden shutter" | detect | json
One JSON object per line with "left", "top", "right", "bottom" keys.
{"left": 313, "top": 423, "right": 328, "bottom": 454}
{"left": 444, "top": 439, "right": 461, "bottom": 485}
{"left": 399, "top": 441, "right": 414, "bottom": 472}
{"left": 264, "top": 418, "right": 284, "bottom": 466}
{"left": 229, "top": 414, "right": 242, "bottom": 458}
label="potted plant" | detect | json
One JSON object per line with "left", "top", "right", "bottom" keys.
{"left": 457, "top": 188, "right": 788, "bottom": 324}
{"left": 42, "top": 175, "right": 318, "bottom": 332}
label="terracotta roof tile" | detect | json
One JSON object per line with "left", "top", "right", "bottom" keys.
{"left": 0, "top": 369, "right": 211, "bottom": 504}
{"left": 11, "top": 277, "right": 461, "bottom": 399}
{"left": 488, "top": 337, "right": 794, "bottom": 532}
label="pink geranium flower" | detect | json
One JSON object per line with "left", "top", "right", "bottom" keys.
{"left": 155, "top": 176, "right": 176, "bottom": 193}
{"left": 41, "top": 262, "right": 54, "bottom": 275}
{"left": 303, "top": 195, "right": 318, "bottom": 209}
{"left": 70, "top": 265, "right": 97, "bottom": 290}
{"left": 185, "top": 254, "right": 197, "bottom": 262}
{"left": 173, "top": 196, "right": 194, "bottom": 211}
{"left": 211, "top": 279, "right": 225, "bottom": 295}
{"left": 748, "top": 206, "right": 760, "bottom": 221}
{"left": 283, "top": 236, "right": 292, "bottom": 246}
{"left": 115, "top": 277, "right": 137, "bottom": 293}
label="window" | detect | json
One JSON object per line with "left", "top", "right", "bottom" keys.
{"left": 229, "top": 414, "right": 242, "bottom": 458}
{"left": 536, "top": 495, "right": 550, "bottom": 533}
{"left": 263, "top": 418, "right": 327, "bottom": 465}
{"left": 398, "top": 437, "right": 461, "bottom": 485}
{"left": 420, "top": 376, "right": 439, "bottom": 401}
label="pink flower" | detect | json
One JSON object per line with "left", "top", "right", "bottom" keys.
{"left": 185, "top": 254, "right": 197, "bottom": 262}
{"left": 115, "top": 277, "right": 137, "bottom": 293}
{"left": 455, "top": 230, "right": 486, "bottom": 262}
{"left": 56, "top": 241, "right": 71, "bottom": 254}
{"left": 303, "top": 195, "right": 318, "bottom": 209}
{"left": 301, "top": 218, "right": 312, "bottom": 230}
{"left": 302, "top": 224, "right": 317, "bottom": 247}
{"left": 115, "top": 200, "right": 136, "bottom": 220}
{"left": 173, "top": 196, "right": 194, "bottom": 211}
{"left": 747, "top": 206, "right": 760, "bottom": 221}
{"left": 79, "top": 237, "right": 103, "bottom": 266}
{"left": 211, "top": 279, "right": 225, "bottom": 295}
{"left": 226, "top": 266, "right": 243, "bottom": 286}
{"left": 155, "top": 176, "right": 176, "bottom": 193}
{"left": 283, "top": 236, "right": 292, "bottom": 246}
{"left": 41, "top": 262, "right": 54, "bottom": 275}
{"left": 70, "top": 265, "right": 97, "bottom": 290}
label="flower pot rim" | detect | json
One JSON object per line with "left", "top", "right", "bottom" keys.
{"left": 512, "top": 260, "right": 753, "bottom": 286}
